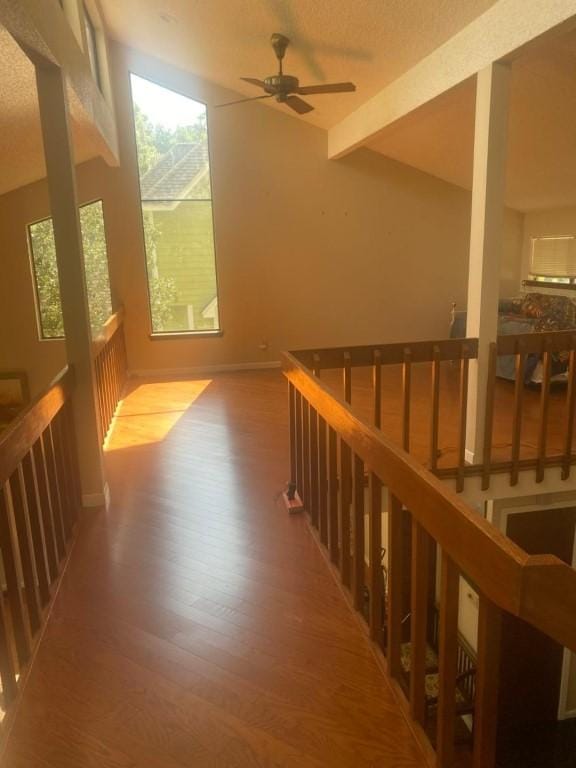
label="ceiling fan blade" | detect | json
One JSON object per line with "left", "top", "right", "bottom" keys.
{"left": 240, "top": 77, "right": 267, "bottom": 89}
{"left": 297, "top": 82, "right": 356, "bottom": 95}
{"left": 215, "top": 94, "right": 273, "bottom": 108}
{"left": 284, "top": 95, "right": 314, "bottom": 114}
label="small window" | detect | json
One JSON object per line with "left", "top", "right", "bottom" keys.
{"left": 530, "top": 236, "right": 576, "bottom": 284}
{"left": 28, "top": 200, "right": 113, "bottom": 340}
{"left": 83, "top": 5, "right": 101, "bottom": 89}
{"left": 129, "top": 73, "right": 220, "bottom": 334}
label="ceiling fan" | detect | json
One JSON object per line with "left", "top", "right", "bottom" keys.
{"left": 215, "top": 33, "right": 356, "bottom": 114}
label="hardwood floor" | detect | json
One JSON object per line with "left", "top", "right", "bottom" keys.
{"left": 1, "top": 370, "right": 427, "bottom": 768}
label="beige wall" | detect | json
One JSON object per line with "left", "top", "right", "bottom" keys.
{"left": 0, "top": 41, "right": 525, "bottom": 391}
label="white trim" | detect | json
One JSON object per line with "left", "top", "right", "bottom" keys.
{"left": 82, "top": 482, "right": 110, "bottom": 509}
{"left": 129, "top": 361, "right": 280, "bottom": 378}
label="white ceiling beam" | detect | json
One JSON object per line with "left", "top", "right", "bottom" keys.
{"left": 328, "top": 0, "right": 576, "bottom": 159}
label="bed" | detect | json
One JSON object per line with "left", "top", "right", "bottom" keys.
{"left": 450, "top": 293, "right": 576, "bottom": 385}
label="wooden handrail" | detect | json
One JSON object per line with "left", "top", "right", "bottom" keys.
{"left": 0, "top": 367, "right": 73, "bottom": 483}
{"left": 91, "top": 306, "right": 125, "bottom": 359}
{"left": 0, "top": 364, "right": 79, "bottom": 718}
{"left": 282, "top": 350, "right": 576, "bottom": 654}
{"left": 293, "top": 337, "right": 478, "bottom": 370}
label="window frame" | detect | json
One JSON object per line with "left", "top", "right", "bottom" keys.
{"left": 128, "top": 71, "right": 222, "bottom": 339}
{"left": 83, "top": 3, "right": 102, "bottom": 91}
{"left": 27, "top": 198, "right": 113, "bottom": 342}
{"left": 529, "top": 235, "right": 576, "bottom": 284}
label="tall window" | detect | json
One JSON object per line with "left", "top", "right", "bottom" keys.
{"left": 129, "top": 74, "right": 220, "bottom": 334}
{"left": 28, "top": 200, "right": 113, "bottom": 339}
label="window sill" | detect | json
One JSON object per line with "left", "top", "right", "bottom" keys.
{"left": 149, "top": 330, "right": 223, "bottom": 340}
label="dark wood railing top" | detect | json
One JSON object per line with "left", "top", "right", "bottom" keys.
{"left": 92, "top": 306, "right": 125, "bottom": 358}
{"left": 293, "top": 337, "right": 478, "bottom": 370}
{"left": 0, "top": 367, "right": 73, "bottom": 483}
{"left": 282, "top": 349, "right": 576, "bottom": 654}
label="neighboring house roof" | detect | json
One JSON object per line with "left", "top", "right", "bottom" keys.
{"left": 140, "top": 142, "right": 210, "bottom": 206}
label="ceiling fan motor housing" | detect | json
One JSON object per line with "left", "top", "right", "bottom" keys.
{"left": 264, "top": 74, "right": 299, "bottom": 98}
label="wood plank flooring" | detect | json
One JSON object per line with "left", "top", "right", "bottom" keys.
{"left": 1, "top": 371, "right": 427, "bottom": 768}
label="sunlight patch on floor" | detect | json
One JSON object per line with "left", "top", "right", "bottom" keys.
{"left": 105, "top": 379, "right": 212, "bottom": 450}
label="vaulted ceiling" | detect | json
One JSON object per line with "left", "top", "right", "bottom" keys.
{"left": 2, "top": 1, "right": 576, "bottom": 213}
{"left": 98, "top": 0, "right": 499, "bottom": 130}
{"left": 368, "top": 30, "right": 576, "bottom": 212}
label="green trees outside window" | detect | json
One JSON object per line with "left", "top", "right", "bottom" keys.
{"left": 130, "top": 73, "right": 220, "bottom": 334}
{"left": 28, "top": 200, "right": 113, "bottom": 339}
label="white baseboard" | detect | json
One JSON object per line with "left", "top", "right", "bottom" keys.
{"left": 82, "top": 482, "right": 110, "bottom": 509}
{"left": 129, "top": 361, "right": 281, "bottom": 378}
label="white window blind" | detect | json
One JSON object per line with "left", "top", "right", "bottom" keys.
{"left": 531, "top": 236, "right": 576, "bottom": 277}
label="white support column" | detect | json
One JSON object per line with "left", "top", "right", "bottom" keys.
{"left": 465, "top": 62, "right": 511, "bottom": 463}
{"left": 35, "top": 62, "right": 108, "bottom": 507}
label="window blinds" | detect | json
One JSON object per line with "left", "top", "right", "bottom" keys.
{"left": 531, "top": 236, "right": 576, "bottom": 277}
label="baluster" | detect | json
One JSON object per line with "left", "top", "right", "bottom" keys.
{"left": 339, "top": 438, "right": 352, "bottom": 587}
{"left": 409, "top": 517, "right": 431, "bottom": 724}
{"left": 62, "top": 401, "right": 82, "bottom": 512}
{"left": 328, "top": 427, "right": 339, "bottom": 564}
{"left": 318, "top": 415, "right": 328, "bottom": 545}
{"left": 473, "top": 597, "right": 502, "bottom": 768}
{"left": 343, "top": 351, "right": 352, "bottom": 405}
{"left": 295, "top": 391, "right": 303, "bottom": 504}
{"left": 21, "top": 452, "right": 51, "bottom": 606}
{"left": 309, "top": 406, "right": 319, "bottom": 528}
{"left": 51, "top": 416, "right": 73, "bottom": 537}
{"left": 456, "top": 346, "right": 469, "bottom": 492}
{"left": 302, "top": 400, "right": 311, "bottom": 511}
{"left": 369, "top": 473, "right": 383, "bottom": 645}
{"left": 536, "top": 339, "right": 552, "bottom": 483}
{"left": 562, "top": 340, "right": 576, "bottom": 479}
{"left": 8, "top": 469, "right": 41, "bottom": 635}
{"left": 288, "top": 383, "right": 296, "bottom": 489}
{"left": 481, "top": 342, "right": 498, "bottom": 490}
{"left": 373, "top": 349, "right": 382, "bottom": 429}
{"left": 402, "top": 348, "right": 412, "bottom": 452}
{"left": 0, "top": 485, "right": 30, "bottom": 666}
{"left": 95, "top": 355, "right": 105, "bottom": 440}
{"left": 510, "top": 339, "right": 526, "bottom": 486}
{"left": 430, "top": 345, "right": 441, "bottom": 472}
{"left": 352, "top": 454, "right": 365, "bottom": 612}
{"left": 31, "top": 439, "right": 60, "bottom": 575}
{"left": 387, "top": 493, "right": 404, "bottom": 679}
{"left": 312, "top": 353, "right": 321, "bottom": 378}
{"left": 42, "top": 429, "right": 66, "bottom": 557}
{"left": 0, "top": 594, "right": 17, "bottom": 706}
{"left": 436, "top": 552, "right": 460, "bottom": 767}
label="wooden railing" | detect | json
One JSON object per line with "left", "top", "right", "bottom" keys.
{"left": 296, "top": 331, "right": 576, "bottom": 491}
{"left": 295, "top": 338, "right": 478, "bottom": 491}
{"left": 0, "top": 367, "right": 79, "bottom": 719}
{"left": 283, "top": 349, "right": 576, "bottom": 767}
{"left": 93, "top": 308, "right": 127, "bottom": 444}
{"left": 476, "top": 331, "right": 576, "bottom": 489}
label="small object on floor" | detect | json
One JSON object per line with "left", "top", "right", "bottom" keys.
{"left": 282, "top": 482, "right": 304, "bottom": 513}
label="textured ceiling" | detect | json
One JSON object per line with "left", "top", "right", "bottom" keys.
{"left": 98, "top": 0, "right": 499, "bottom": 130}
{"left": 0, "top": 25, "right": 100, "bottom": 197}
{"left": 368, "top": 31, "right": 576, "bottom": 212}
